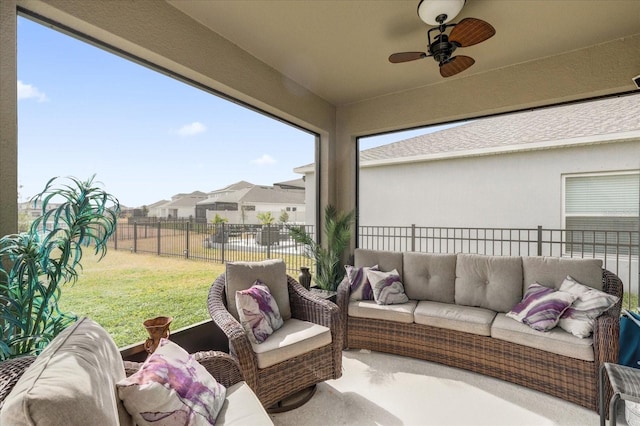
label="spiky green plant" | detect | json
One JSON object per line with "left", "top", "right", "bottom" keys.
{"left": 0, "top": 175, "right": 120, "bottom": 360}
{"left": 288, "top": 205, "right": 354, "bottom": 291}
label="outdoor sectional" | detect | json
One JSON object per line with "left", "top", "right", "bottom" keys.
{"left": 336, "top": 249, "right": 623, "bottom": 414}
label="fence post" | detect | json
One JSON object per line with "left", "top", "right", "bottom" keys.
{"left": 133, "top": 222, "right": 138, "bottom": 253}
{"left": 266, "top": 225, "right": 271, "bottom": 259}
{"left": 157, "top": 222, "right": 161, "bottom": 255}
{"left": 185, "top": 222, "right": 190, "bottom": 259}
{"left": 221, "top": 222, "right": 226, "bottom": 263}
{"left": 411, "top": 224, "right": 416, "bottom": 252}
{"left": 537, "top": 225, "right": 542, "bottom": 256}
{"left": 114, "top": 223, "right": 118, "bottom": 250}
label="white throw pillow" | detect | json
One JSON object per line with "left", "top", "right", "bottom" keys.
{"left": 558, "top": 275, "right": 619, "bottom": 338}
{"left": 236, "top": 280, "right": 284, "bottom": 344}
{"left": 366, "top": 268, "right": 409, "bottom": 305}
{"left": 117, "top": 339, "right": 226, "bottom": 426}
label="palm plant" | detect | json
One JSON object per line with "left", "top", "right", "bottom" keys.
{"left": 0, "top": 175, "right": 120, "bottom": 360}
{"left": 288, "top": 205, "right": 354, "bottom": 291}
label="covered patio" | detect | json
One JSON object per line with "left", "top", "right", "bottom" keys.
{"left": 1, "top": 1, "right": 639, "bottom": 425}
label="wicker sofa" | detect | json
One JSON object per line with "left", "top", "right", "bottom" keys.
{"left": 337, "top": 249, "right": 623, "bottom": 414}
{"left": 0, "top": 317, "right": 273, "bottom": 425}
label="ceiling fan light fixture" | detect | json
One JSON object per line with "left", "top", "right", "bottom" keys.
{"left": 417, "top": 0, "right": 465, "bottom": 26}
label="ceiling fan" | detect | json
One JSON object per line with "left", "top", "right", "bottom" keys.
{"left": 389, "top": 0, "right": 496, "bottom": 78}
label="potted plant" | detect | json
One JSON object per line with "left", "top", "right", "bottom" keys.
{"left": 255, "top": 211, "right": 280, "bottom": 246}
{"left": 0, "top": 175, "right": 120, "bottom": 360}
{"left": 208, "top": 213, "right": 229, "bottom": 244}
{"left": 288, "top": 205, "right": 354, "bottom": 292}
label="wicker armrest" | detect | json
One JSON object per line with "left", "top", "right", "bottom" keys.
{"left": 0, "top": 355, "right": 37, "bottom": 408}
{"left": 123, "top": 351, "right": 243, "bottom": 388}
{"left": 336, "top": 277, "right": 351, "bottom": 349}
{"left": 288, "top": 275, "right": 340, "bottom": 327}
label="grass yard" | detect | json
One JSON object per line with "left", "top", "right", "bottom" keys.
{"left": 58, "top": 250, "right": 224, "bottom": 348}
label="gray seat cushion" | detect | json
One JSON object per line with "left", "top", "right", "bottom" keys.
{"left": 522, "top": 256, "right": 603, "bottom": 293}
{"left": 414, "top": 301, "right": 497, "bottom": 336}
{"left": 348, "top": 300, "right": 418, "bottom": 323}
{"left": 250, "top": 318, "right": 331, "bottom": 369}
{"left": 491, "top": 313, "right": 594, "bottom": 361}
{"left": 403, "top": 252, "right": 457, "bottom": 303}
{"left": 216, "top": 382, "right": 273, "bottom": 425}
{"left": 455, "top": 254, "right": 523, "bottom": 313}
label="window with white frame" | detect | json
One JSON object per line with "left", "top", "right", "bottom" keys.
{"left": 563, "top": 171, "right": 639, "bottom": 255}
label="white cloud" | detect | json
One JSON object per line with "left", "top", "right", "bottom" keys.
{"left": 177, "top": 121, "right": 206, "bottom": 136}
{"left": 17, "top": 80, "right": 48, "bottom": 102}
{"left": 251, "top": 154, "right": 276, "bottom": 166}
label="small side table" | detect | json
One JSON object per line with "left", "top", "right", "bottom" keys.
{"left": 599, "top": 362, "right": 640, "bottom": 426}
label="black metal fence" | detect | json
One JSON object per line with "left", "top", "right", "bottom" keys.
{"left": 110, "top": 222, "right": 315, "bottom": 277}
{"left": 110, "top": 221, "right": 639, "bottom": 299}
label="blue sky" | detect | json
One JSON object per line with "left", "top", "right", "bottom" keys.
{"left": 17, "top": 17, "right": 320, "bottom": 208}
{"left": 17, "top": 16, "right": 444, "bottom": 208}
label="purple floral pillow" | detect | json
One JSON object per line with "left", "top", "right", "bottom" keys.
{"left": 236, "top": 280, "right": 284, "bottom": 344}
{"left": 345, "top": 264, "right": 379, "bottom": 301}
{"left": 366, "top": 268, "right": 409, "bottom": 305}
{"left": 506, "top": 283, "right": 577, "bottom": 332}
{"left": 558, "top": 276, "right": 619, "bottom": 338}
{"left": 117, "top": 338, "right": 226, "bottom": 425}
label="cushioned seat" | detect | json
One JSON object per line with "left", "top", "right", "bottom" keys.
{"left": 414, "top": 300, "right": 497, "bottom": 336}
{"left": 348, "top": 300, "right": 418, "bottom": 323}
{"left": 491, "top": 313, "right": 595, "bottom": 361}
{"left": 217, "top": 382, "right": 273, "bottom": 425}
{"left": 251, "top": 318, "right": 332, "bottom": 369}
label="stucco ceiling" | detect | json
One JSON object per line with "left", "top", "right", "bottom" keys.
{"left": 167, "top": 0, "right": 640, "bottom": 106}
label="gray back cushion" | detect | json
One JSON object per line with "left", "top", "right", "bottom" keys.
{"left": 522, "top": 256, "right": 603, "bottom": 292}
{"left": 0, "top": 317, "right": 133, "bottom": 426}
{"left": 455, "top": 254, "right": 523, "bottom": 313}
{"left": 403, "top": 252, "right": 457, "bottom": 302}
{"left": 354, "top": 249, "right": 403, "bottom": 279}
{"left": 225, "top": 259, "right": 291, "bottom": 321}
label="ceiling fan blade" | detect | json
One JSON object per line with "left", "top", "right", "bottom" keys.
{"left": 449, "top": 18, "right": 496, "bottom": 47}
{"left": 439, "top": 55, "right": 475, "bottom": 77}
{"left": 389, "top": 52, "right": 427, "bottom": 63}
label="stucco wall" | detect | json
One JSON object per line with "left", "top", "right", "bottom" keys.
{"left": 358, "top": 140, "right": 640, "bottom": 228}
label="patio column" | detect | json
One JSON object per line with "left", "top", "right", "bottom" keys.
{"left": 0, "top": 0, "right": 18, "bottom": 236}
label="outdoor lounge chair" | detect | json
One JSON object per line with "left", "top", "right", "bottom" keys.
{"left": 207, "top": 259, "right": 343, "bottom": 409}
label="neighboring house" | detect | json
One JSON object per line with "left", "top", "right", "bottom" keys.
{"left": 150, "top": 191, "right": 208, "bottom": 219}
{"left": 196, "top": 181, "right": 305, "bottom": 225}
{"left": 145, "top": 199, "right": 170, "bottom": 218}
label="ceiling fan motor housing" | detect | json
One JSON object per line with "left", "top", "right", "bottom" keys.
{"left": 429, "top": 34, "right": 457, "bottom": 63}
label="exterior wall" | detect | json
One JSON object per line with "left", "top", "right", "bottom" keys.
{"left": 358, "top": 140, "right": 640, "bottom": 228}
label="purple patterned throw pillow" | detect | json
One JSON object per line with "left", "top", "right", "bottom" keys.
{"left": 507, "top": 283, "right": 577, "bottom": 332}
{"left": 345, "top": 264, "right": 379, "bottom": 301}
{"left": 236, "top": 280, "right": 284, "bottom": 344}
{"left": 117, "top": 338, "right": 226, "bottom": 426}
{"left": 366, "top": 268, "right": 409, "bottom": 305}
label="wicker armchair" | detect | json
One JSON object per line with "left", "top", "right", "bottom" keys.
{"left": 208, "top": 271, "right": 343, "bottom": 409}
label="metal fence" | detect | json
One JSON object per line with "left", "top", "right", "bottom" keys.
{"left": 110, "top": 221, "right": 639, "bottom": 300}
{"left": 110, "top": 222, "right": 315, "bottom": 277}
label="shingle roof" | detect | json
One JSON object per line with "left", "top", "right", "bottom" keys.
{"left": 198, "top": 185, "right": 304, "bottom": 205}
{"left": 361, "top": 95, "right": 640, "bottom": 162}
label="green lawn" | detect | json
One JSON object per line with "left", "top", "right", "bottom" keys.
{"left": 58, "top": 250, "right": 224, "bottom": 348}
